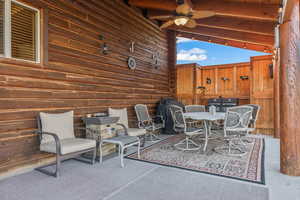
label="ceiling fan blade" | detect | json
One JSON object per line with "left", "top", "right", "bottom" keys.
{"left": 160, "top": 20, "right": 174, "bottom": 29}
{"left": 184, "top": 19, "right": 197, "bottom": 28}
{"left": 191, "top": 10, "right": 215, "bottom": 19}
{"left": 150, "top": 15, "right": 174, "bottom": 20}
{"left": 176, "top": 3, "right": 191, "bottom": 15}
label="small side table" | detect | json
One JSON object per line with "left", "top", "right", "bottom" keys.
{"left": 82, "top": 117, "right": 140, "bottom": 167}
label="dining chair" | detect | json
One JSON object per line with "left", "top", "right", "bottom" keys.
{"left": 185, "top": 105, "right": 206, "bottom": 113}
{"left": 185, "top": 105, "right": 206, "bottom": 128}
{"left": 135, "top": 104, "right": 164, "bottom": 141}
{"left": 246, "top": 104, "right": 260, "bottom": 133}
{"left": 214, "top": 105, "right": 253, "bottom": 156}
{"left": 169, "top": 105, "right": 205, "bottom": 151}
{"left": 239, "top": 104, "right": 261, "bottom": 144}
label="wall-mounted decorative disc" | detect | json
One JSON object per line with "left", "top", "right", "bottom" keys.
{"left": 127, "top": 56, "right": 136, "bottom": 70}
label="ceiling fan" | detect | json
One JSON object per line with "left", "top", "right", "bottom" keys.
{"left": 155, "top": 0, "right": 215, "bottom": 29}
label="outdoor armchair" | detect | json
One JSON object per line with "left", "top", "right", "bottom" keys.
{"left": 36, "top": 111, "right": 97, "bottom": 177}
{"left": 99, "top": 108, "right": 142, "bottom": 167}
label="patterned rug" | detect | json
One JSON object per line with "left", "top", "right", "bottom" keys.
{"left": 126, "top": 133, "right": 265, "bottom": 184}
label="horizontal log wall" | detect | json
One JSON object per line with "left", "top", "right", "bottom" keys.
{"left": 0, "top": 0, "right": 175, "bottom": 170}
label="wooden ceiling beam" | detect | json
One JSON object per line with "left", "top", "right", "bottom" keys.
{"left": 177, "top": 32, "right": 272, "bottom": 53}
{"left": 194, "top": 17, "right": 276, "bottom": 36}
{"left": 128, "top": 0, "right": 279, "bottom": 21}
{"left": 147, "top": 11, "right": 276, "bottom": 36}
{"left": 195, "top": 17, "right": 275, "bottom": 36}
{"left": 128, "top": 0, "right": 177, "bottom": 11}
{"left": 170, "top": 25, "right": 274, "bottom": 47}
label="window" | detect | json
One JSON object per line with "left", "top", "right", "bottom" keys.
{"left": 0, "top": 0, "right": 40, "bottom": 62}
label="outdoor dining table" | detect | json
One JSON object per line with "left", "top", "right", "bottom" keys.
{"left": 183, "top": 112, "right": 226, "bottom": 151}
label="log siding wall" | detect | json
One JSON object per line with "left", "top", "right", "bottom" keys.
{"left": 0, "top": 0, "right": 175, "bottom": 167}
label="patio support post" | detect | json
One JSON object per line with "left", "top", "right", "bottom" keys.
{"left": 167, "top": 30, "right": 177, "bottom": 97}
{"left": 279, "top": 0, "right": 300, "bottom": 176}
{"left": 273, "top": 54, "right": 280, "bottom": 139}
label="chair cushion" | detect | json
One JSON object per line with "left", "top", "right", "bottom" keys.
{"left": 40, "top": 111, "right": 75, "bottom": 144}
{"left": 103, "top": 135, "right": 139, "bottom": 146}
{"left": 40, "top": 138, "right": 96, "bottom": 155}
{"left": 127, "top": 128, "right": 146, "bottom": 136}
{"left": 108, "top": 108, "right": 129, "bottom": 129}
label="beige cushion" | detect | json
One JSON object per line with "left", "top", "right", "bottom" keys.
{"left": 40, "top": 138, "right": 96, "bottom": 155}
{"left": 40, "top": 111, "right": 75, "bottom": 144}
{"left": 127, "top": 128, "right": 146, "bottom": 136}
{"left": 109, "top": 108, "right": 146, "bottom": 136}
{"left": 108, "top": 108, "right": 129, "bottom": 128}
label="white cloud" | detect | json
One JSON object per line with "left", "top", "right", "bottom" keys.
{"left": 177, "top": 48, "right": 208, "bottom": 61}
{"left": 176, "top": 37, "right": 193, "bottom": 43}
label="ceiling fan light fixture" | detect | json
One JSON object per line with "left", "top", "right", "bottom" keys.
{"left": 174, "top": 17, "right": 188, "bottom": 26}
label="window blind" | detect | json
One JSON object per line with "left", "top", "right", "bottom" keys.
{"left": 11, "top": 2, "right": 37, "bottom": 61}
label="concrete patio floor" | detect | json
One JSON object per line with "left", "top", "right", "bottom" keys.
{"left": 263, "top": 135, "right": 300, "bottom": 200}
{"left": 0, "top": 135, "right": 299, "bottom": 200}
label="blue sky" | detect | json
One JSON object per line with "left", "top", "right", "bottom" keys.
{"left": 176, "top": 37, "right": 268, "bottom": 66}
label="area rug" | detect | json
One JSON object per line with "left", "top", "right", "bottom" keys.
{"left": 126, "top": 134, "right": 265, "bottom": 184}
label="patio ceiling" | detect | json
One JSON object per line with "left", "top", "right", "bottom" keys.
{"left": 128, "top": 0, "right": 281, "bottom": 53}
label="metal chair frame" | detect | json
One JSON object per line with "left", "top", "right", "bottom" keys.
{"left": 108, "top": 107, "right": 147, "bottom": 146}
{"left": 184, "top": 105, "right": 206, "bottom": 128}
{"left": 246, "top": 104, "right": 261, "bottom": 132}
{"left": 135, "top": 104, "right": 165, "bottom": 141}
{"left": 169, "top": 105, "right": 205, "bottom": 151}
{"left": 36, "top": 116, "right": 97, "bottom": 178}
{"left": 240, "top": 104, "right": 261, "bottom": 144}
{"left": 214, "top": 105, "right": 253, "bottom": 156}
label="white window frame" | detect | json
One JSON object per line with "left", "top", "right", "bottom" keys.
{"left": 1, "top": 0, "right": 40, "bottom": 63}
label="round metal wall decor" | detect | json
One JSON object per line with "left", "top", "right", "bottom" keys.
{"left": 127, "top": 56, "right": 136, "bottom": 70}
